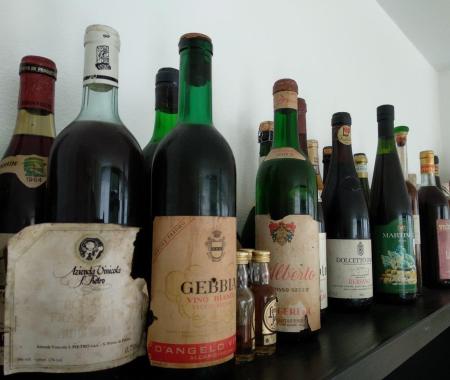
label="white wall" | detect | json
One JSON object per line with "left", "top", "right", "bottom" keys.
{"left": 0, "top": 0, "right": 442, "bottom": 231}
{"left": 439, "top": 70, "right": 450, "bottom": 183}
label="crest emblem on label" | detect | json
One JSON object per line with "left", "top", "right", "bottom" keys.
{"left": 263, "top": 298, "right": 277, "bottom": 332}
{"left": 206, "top": 230, "right": 226, "bottom": 262}
{"left": 357, "top": 241, "right": 364, "bottom": 256}
{"left": 268, "top": 221, "right": 296, "bottom": 246}
{"left": 78, "top": 237, "right": 104, "bottom": 262}
{"left": 96, "top": 45, "right": 111, "bottom": 70}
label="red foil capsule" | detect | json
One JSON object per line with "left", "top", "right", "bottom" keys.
{"left": 18, "top": 55, "right": 57, "bottom": 113}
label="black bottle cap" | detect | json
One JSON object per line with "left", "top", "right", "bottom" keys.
{"left": 331, "top": 112, "right": 352, "bottom": 126}
{"left": 156, "top": 67, "right": 179, "bottom": 85}
{"left": 377, "top": 104, "right": 394, "bottom": 122}
{"left": 179, "top": 33, "right": 213, "bottom": 54}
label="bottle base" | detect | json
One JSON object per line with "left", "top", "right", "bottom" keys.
{"left": 277, "top": 329, "right": 318, "bottom": 344}
{"left": 328, "top": 297, "right": 373, "bottom": 312}
{"left": 255, "top": 345, "right": 276, "bottom": 356}
{"left": 235, "top": 352, "right": 255, "bottom": 363}
{"left": 375, "top": 292, "right": 417, "bottom": 304}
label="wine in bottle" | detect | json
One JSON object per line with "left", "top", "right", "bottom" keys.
{"left": 370, "top": 105, "right": 417, "bottom": 303}
{"left": 322, "top": 113, "right": 373, "bottom": 310}
{"left": 394, "top": 126, "right": 423, "bottom": 294}
{"left": 307, "top": 139, "right": 328, "bottom": 311}
{"left": 256, "top": 79, "right": 319, "bottom": 341}
{"left": 0, "top": 56, "right": 56, "bottom": 359}
{"left": 138, "top": 67, "right": 178, "bottom": 281}
{"left": 148, "top": 33, "right": 236, "bottom": 374}
{"left": 241, "top": 121, "right": 274, "bottom": 249}
{"left": 418, "top": 150, "right": 450, "bottom": 288}
{"left": 353, "top": 153, "right": 370, "bottom": 208}
{"left": 323, "top": 145, "right": 332, "bottom": 184}
{"left": 298, "top": 98, "right": 308, "bottom": 154}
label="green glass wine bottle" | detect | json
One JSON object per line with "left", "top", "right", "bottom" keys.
{"left": 370, "top": 105, "right": 417, "bottom": 303}
{"left": 255, "top": 79, "right": 319, "bottom": 341}
{"left": 241, "top": 121, "right": 273, "bottom": 249}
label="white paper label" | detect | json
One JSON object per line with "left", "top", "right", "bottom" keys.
{"left": 413, "top": 214, "right": 421, "bottom": 245}
{"left": 4, "top": 223, "right": 148, "bottom": 374}
{"left": 319, "top": 232, "right": 328, "bottom": 309}
{"left": 327, "top": 239, "right": 373, "bottom": 299}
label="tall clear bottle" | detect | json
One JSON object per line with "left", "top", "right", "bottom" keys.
{"left": 370, "top": 105, "right": 417, "bottom": 303}
{"left": 148, "top": 33, "right": 236, "bottom": 375}
{"left": 353, "top": 153, "right": 370, "bottom": 208}
{"left": 418, "top": 151, "right": 450, "bottom": 287}
{"left": 322, "top": 113, "right": 373, "bottom": 310}
{"left": 241, "top": 121, "right": 274, "bottom": 249}
{"left": 256, "top": 79, "right": 319, "bottom": 341}
{"left": 394, "top": 126, "right": 423, "bottom": 294}
{"left": 307, "top": 139, "right": 328, "bottom": 312}
{"left": 0, "top": 56, "right": 56, "bottom": 359}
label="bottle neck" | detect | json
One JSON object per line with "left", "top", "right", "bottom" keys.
{"left": 150, "top": 82, "right": 178, "bottom": 144}
{"left": 14, "top": 108, "right": 55, "bottom": 138}
{"left": 395, "top": 139, "right": 409, "bottom": 181}
{"left": 272, "top": 108, "right": 299, "bottom": 150}
{"left": 421, "top": 171, "right": 436, "bottom": 186}
{"left": 307, "top": 144, "right": 324, "bottom": 192}
{"left": 76, "top": 84, "right": 121, "bottom": 124}
{"left": 251, "top": 262, "right": 270, "bottom": 285}
{"left": 377, "top": 120, "right": 396, "bottom": 154}
{"left": 178, "top": 48, "right": 213, "bottom": 126}
{"left": 330, "top": 124, "right": 357, "bottom": 177}
{"left": 298, "top": 112, "right": 307, "bottom": 154}
{"left": 259, "top": 141, "right": 272, "bottom": 164}
{"left": 237, "top": 264, "right": 249, "bottom": 289}
{"left": 355, "top": 161, "right": 368, "bottom": 180}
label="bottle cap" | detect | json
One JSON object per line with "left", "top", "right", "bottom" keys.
{"left": 259, "top": 121, "right": 274, "bottom": 132}
{"left": 307, "top": 139, "right": 318, "bottom": 148}
{"left": 331, "top": 112, "right": 352, "bottom": 126}
{"left": 273, "top": 78, "right": 298, "bottom": 94}
{"left": 323, "top": 146, "right": 333, "bottom": 156}
{"left": 18, "top": 55, "right": 57, "bottom": 112}
{"left": 179, "top": 33, "right": 213, "bottom": 54}
{"left": 394, "top": 125, "right": 409, "bottom": 134}
{"left": 156, "top": 67, "right": 179, "bottom": 85}
{"left": 83, "top": 24, "right": 120, "bottom": 87}
{"left": 420, "top": 150, "right": 435, "bottom": 174}
{"left": 252, "top": 250, "right": 270, "bottom": 263}
{"left": 237, "top": 250, "right": 250, "bottom": 265}
{"left": 273, "top": 79, "right": 298, "bottom": 110}
{"left": 354, "top": 153, "right": 368, "bottom": 164}
{"left": 298, "top": 98, "right": 307, "bottom": 114}
{"left": 258, "top": 121, "right": 274, "bottom": 143}
{"left": 377, "top": 104, "right": 394, "bottom": 122}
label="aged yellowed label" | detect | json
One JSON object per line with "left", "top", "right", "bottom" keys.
{"left": 273, "top": 91, "right": 298, "bottom": 110}
{"left": 0, "top": 155, "right": 48, "bottom": 188}
{"left": 0, "top": 233, "right": 12, "bottom": 362}
{"left": 148, "top": 216, "right": 236, "bottom": 369}
{"left": 265, "top": 147, "right": 305, "bottom": 162}
{"left": 256, "top": 215, "right": 320, "bottom": 332}
{"left": 262, "top": 298, "right": 277, "bottom": 345}
{"left": 337, "top": 125, "right": 352, "bottom": 145}
{"left": 4, "top": 224, "right": 148, "bottom": 374}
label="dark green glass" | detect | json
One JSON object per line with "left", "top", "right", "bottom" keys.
{"left": 370, "top": 105, "right": 417, "bottom": 304}
{"left": 241, "top": 123, "right": 273, "bottom": 249}
{"left": 256, "top": 83, "right": 317, "bottom": 341}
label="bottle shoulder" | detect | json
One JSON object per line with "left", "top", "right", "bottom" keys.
{"left": 419, "top": 186, "right": 450, "bottom": 207}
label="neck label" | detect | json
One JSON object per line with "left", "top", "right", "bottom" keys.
{"left": 265, "top": 147, "right": 305, "bottom": 161}
{"left": 84, "top": 38, "right": 119, "bottom": 87}
{"left": 273, "top": 91, "right": 297, "bottom": 110}
{"left": 337, "top": 125, "right": 352, "bottom": 145}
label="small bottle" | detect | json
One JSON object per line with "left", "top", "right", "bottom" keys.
{"left": 236, "top": 250, "right": 255, "bottom": 363}
{"left": 418, "top": 151, "right": 450, "bottom": 288}
{"left": 241, "top": 121, "right": 274, "bottom": 249}
{"left": 323, "top": 145, "right": 333, "bottom": 184}
{"left": 409, "top": 173, "right": 419, "bottom": 190}
{"left": 251, "top": 250, "right": 277, "bottom": 356}
{"left": 298, "top": 98, "right": 308, "bottom": 154}
{"left": 353, "top": 153, "right": 370, "bottom": 208}
{"left": 239, "top": 248, "right": 254, "bottom": 285}
{"left": 307, "top": 139, "right": 327, "bottom": 312}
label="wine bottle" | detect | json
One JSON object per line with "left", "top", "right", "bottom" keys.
{"left": 256, "top": 79, "right": 319, "bottom": 341}
{"left": 353, "top": 153, "right": 370, "bottom": 208}
{"left": 138, "top": 67, "right": 178, "bottom": 281}
{"left": 0, "top": 55, "right": 56, "bottom": 359}
{"left": 418, "top": 150, "right": 450, "bottom": 287}
{"left": 323, "top": 145, "right": 332, "bottom": 184}
{"left": 241, "top": 121, "right": 274, "bottom": 249}
{"left": 408, "top": 173, "right": 418, "bottom": 190}
{"left": 322, "top": 113, "right": 373, "bottom": 310}
{"left": 434, "top": 155, "right": 450, "bottom": 200}
{"left": 148, "top": 33, "right": 236, "bottom": 374}
{"left": 307, "top": 139, "right": 328, "bottom": 311}
{"left": 394, "top": 126, "right": 423, "bottom": 294}
{"left": 298, "top": 98, "right": 308, "bottom": 154}
{"left": 236, "top": 250, "right": 255, "bottom": 363}
{"left": 370, "top": 105, "right": 417, "bottom": 303}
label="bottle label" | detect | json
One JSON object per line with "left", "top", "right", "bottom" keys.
{"left": 355, "top": 163, "right": 368, "bottom": 178}
{"left": 319, "top": 232, "right": 328, "bottom": 308}
{"left": 265, "top": 147, "right": 305, "bottom": 162}
{"left": 273, "top": 91, "right": 298, "bottom": 110}
{"left": 262, "top": 297, "right": 277, "bottom": 345}
{"left": 0, "top": 155, "right": 48, "bottom": 188}
{"left": 148, "top": 216, "right": 236, "bottom": 369}
{"left": 437, "top": 220, "right": 450, "bottom": 280}
{"left": 255, "top": 214, "right": 320, "bottom": 333}
{"left": 326, "top": 239, "right": 373, "bottom": 299}
{"left": 3, "top": 224, "right": 148, "bottom": 375}
{"left": 0, "top": 233, "right": 12, "bottom": 362}
{"left": 337, "top": 125, "right": 352, "bottom": 145}
{"left": 373, "top": 217, "right": 417, "bottom": 295}
{"left": 413, "top": 214, "right": 421, "bottom": 245}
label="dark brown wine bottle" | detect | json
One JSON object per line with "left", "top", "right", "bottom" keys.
{"left": 418, "top": 151, "right": 450, "bottom": 288}
{"left": 322, "top": 112, "right": 373, "bottom": 310}
{"left": 323, "top": 145, "right": 332, "bottom": 184}
{"left": 370, "top": 105, "right": 417, "bottom": 304}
